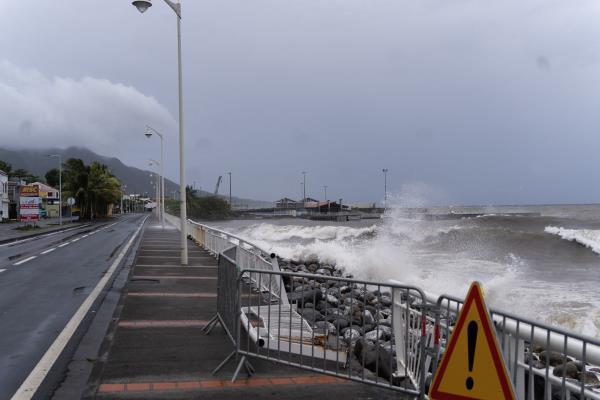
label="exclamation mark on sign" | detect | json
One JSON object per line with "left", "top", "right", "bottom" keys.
{"left": 466, "top": 320, "right": 478, "bottom": 390}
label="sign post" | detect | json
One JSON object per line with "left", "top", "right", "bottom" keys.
{"left": 429, "top": 282, "right": 516, "bottom": 400}
{"left": 19, "top": 185, "right": 40, "bottom": 224}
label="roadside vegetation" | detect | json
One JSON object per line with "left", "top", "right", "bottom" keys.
{"left": 62, "top": 159, "right": 123, "bottom": 220}
{"left": 166, "top": 186, "right": 231, "bottom": 220}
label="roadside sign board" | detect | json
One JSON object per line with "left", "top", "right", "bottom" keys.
{"left": 429, "top": 282, "right": 516, "bottom": 400}
{"left": 19, "top": 185, "right": 40, "bottom": 222}
{"left": 67, "top": 197, "right": 76, "bottom": 206}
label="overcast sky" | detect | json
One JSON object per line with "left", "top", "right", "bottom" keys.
{"left": 1, "top": 0, "right": 599, "bottom": 205}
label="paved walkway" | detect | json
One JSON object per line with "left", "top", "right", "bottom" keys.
{"left": 87, "top": 220, "right": 403, "bottom": 399}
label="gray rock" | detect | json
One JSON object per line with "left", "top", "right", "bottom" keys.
{"left": 539, "top": 351, "right": 571, "bottom": 367}
{"left": 364, "top": 329, "right": 385, "bottom": 341}
{"left": 380, "top": 295, "right": 392, "bottom": 307}
{"left": 579, "top": 371, "right": 600, "bottom": 384}
{"left": 328, "top": 316, "right": 349, "bottom": 331}
{"left": 315, "top": 268, "right": 332, "bottom": 276}
{"left": 288, "top": 289, "right": 322, "bottom": 307}
{"left": 343, "top": 328, "right": 362, "bottom": 343}
{"left": 553, "top": 362, "right": 579, "bottom": 379}
{"left": 314, "top": 320, "right": 337, "bottom": 334}
{"left": 307, "top": 263, "right": 319, "bottom": 272}
{"left": 363, "top": 310, "right": 375, "bottom": 325}
{"left": 326, "top": 294, "right": 339, "bottom": 306}
{"left": 300, "top": 308, "right": 324, "bottom": 323}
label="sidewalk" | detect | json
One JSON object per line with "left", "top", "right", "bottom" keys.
{"left": 0, "top": 217, "right": 81, "bottom": 243}
{"left": 87, "top": 220, "right": 403, "bottom": 399}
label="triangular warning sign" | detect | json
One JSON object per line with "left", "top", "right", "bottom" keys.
{"left": 429, "top": 282, "right": 516, "bottom": 400}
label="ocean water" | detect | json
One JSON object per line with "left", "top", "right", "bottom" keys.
{"left": 211, "top": 204, "right": 600, "bottom": 337}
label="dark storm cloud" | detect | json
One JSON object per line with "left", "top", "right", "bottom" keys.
{"left": 1, "top": 0, "right": 599, "bottom": 205}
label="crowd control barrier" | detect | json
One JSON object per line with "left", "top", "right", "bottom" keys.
{"left": 208, "top": 264, "right": 431, "bottom": 398}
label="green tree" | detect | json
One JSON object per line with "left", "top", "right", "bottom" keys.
{"left": 45, "top": 168, "right": 60, "bottom": 188}
{"left": 0, "top": 160, "right": 12, "bottom": 176}
{"left": 12, "top": 168, "right": 38, "bottom": 183}
{"left": 63, "top": 158, "right": 122, "bottom": 219}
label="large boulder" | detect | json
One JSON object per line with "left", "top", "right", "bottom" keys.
{"left": 300, "top": 308, "right": 324, "bottom": 323}
{"left": 539, "top": 351, "right": 571, "bottom": 367}
{"left": 353, "top": 340, "right": 397, "bottom": 380}
{"left": 553, "top": 362, "right": 579, "bottom": 379}
{"left": 288, "top": 289, "right": 323, "bottom": 307}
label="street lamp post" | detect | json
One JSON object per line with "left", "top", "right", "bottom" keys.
{"left": 149, "top": 159, "right": 162, "bottom": 223}
{"left": 132, "top": 0, "right": 188, "bottom": 265}
{"left": 145, "top": 126, "right": 165, "bottom": 229}
{"left": 47, "top": 154, "right": 62, "bottom": 226}
{"left": 227, "top": 172, "right": 232, "bottom": 208}
{"left": 382, "top": 168, "right": 388, "bottom": 210}
{"left": 302, "top": 171, "right": 306, "bottom": 203}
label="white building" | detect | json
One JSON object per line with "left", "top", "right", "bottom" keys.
{"left": 0, "top": 170, "right": 8, "bottom": 221}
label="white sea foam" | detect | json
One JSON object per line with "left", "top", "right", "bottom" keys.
{"left": 545, "top": 226, "right": 600, "bottom": 254}
{"left": 223, "top": 211, "right": 600, "bottom": 337}
{"left": 236, "top": 223, "right": 377, "bottom": 242}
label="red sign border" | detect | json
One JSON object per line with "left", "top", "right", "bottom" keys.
{"left": 429, "top": 282, "right": 516, "bottom": 400}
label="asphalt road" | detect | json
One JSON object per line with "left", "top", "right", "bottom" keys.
{"left": 0, "top": 214, "right": 146, "bottom": 399}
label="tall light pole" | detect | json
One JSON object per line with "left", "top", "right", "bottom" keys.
{"left": 47, "top": 154, "right": 62, "bottom": 226}
{"left": 145, "top": 126, "right": 165, "bottom": 229}
{"left": 382, "top": 168, "right": 388, "bottom": 210}
{"left": 322, "top": 185, "right": 327, "bottom": 201}
{"left": 227, "top": 172, "right": 232, "bottom": 208}
{"left": 302, "top": 171, "right": 306, "bottom": 203}
{"left": 149, "top": 159, "right": 162, "bottom": 223}
{"left": 132, "top": 0, "right": 187, "bottom": 264}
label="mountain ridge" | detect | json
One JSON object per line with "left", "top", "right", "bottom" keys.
{"left": 0, "top": 147, "right": 272, "bottom": 208}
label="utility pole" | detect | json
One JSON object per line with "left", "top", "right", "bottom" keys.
{"left": 302, "top": 171, "right": 306, "bottom": 202}
{"left": 227, "top": 172, "right": 232, "bottom": 208}
{"left": 382, "top": 168, "right": 388, "bottom": 210}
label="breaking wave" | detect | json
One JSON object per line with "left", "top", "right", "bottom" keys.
{"left": 235, "top": 223, "right": 377, "bottom": 242}
{"left": 545, "top": 226, "right": 600, "bottom": 255}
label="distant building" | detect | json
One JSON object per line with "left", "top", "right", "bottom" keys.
{"left": 0, "top": 170, "right": 8, "bottom": 221}
{"left": 275, "top": 198, "right": 300, "bottom": 209}
{"left": 305, "top": 201, "right": 343, "bottom": 213}
{"left": 31, "top": 182, "right": 60, "bottom": 218}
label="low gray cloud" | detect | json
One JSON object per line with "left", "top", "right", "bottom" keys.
{"left": 1, "top": 0, "right": 600, "bottom": 204}
{"left": 0, "top": 60, "right": 176, "bottom": 166}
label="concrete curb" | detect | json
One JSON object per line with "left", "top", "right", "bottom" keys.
{"left": 0, "top": 223, "right": 90, "bottom": 245}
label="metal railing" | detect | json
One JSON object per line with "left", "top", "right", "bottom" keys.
{"left": 433, "top": 293, "right": 600, "bottom": 400}
{"left": 214, "top": 266, "right": 430, "bottom": 398}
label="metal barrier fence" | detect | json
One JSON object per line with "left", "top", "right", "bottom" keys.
{"left": 433, "top": 293, "right": 600, "bottom": 400}
{"left": 209, "top": 267, "right": 430, "bottom": 398}
{"left": 164, "top": 213, "right": 600, "bottom": 399}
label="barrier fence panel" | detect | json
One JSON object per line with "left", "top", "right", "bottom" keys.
{"left": 433, "top": 294, "right": 600, "bottom": 400}
{"left": 221, "top": 268, "right": 430, "bottom": 398}
{"left": 202, "top": 246, "right": 239, "bottom": 344}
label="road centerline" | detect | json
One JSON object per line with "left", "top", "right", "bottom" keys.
{"left": 40, "top": 248, "right": 56, "bottom": 255}
{"left": 11, "top": 216, "right": 148, "bottom": 399}
{"left": 13, "top": 256, "right": 37, "bottom": 266}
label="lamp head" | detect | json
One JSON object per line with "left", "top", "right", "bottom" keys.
{"left": 145, "top": 132, "right": 152, "bottom": 138}
{"left": 132, "top": 0, "right": 152, "bottom": 14}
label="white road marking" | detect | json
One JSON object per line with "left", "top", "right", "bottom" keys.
{"left": 40, "top": 248, "right": 56, "bottom": 255}
{"left": 12, "top": 216, "right": 148, "bottom": 400}
{"left": 58, "top": 242, "right": 69, "bottom": 248}
{"left": 13, "top": 256, "right": 37, "bottom": 266}
{"left": 0, "top": 224, "right": 90, "bottom": 248}
{"left": 71, "top": 238, "right": 80, "bottom": 242}
{"left": 0, "top": 269, "right": 6, "bottom": 273}
{"left": 82, "top": 235, "right": 88, "bottom": 238}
